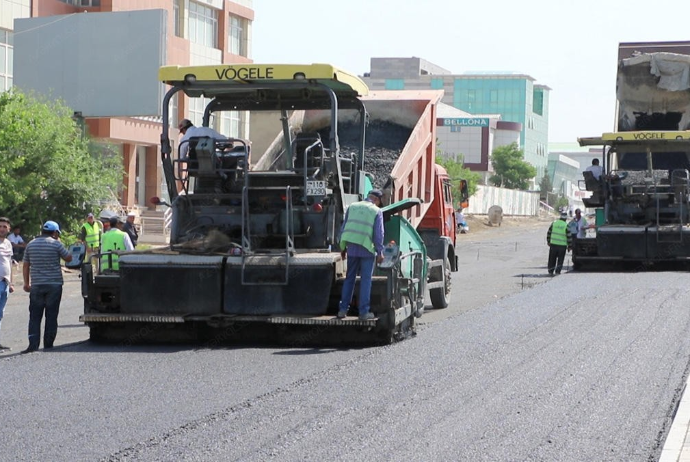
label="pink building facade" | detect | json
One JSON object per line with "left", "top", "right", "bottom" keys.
{"left": 29, "top": 0, "right": 254, "bottom": 209}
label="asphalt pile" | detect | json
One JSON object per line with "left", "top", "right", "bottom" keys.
{"left": 319, "top": 121, "right": 412, "bottom": 189}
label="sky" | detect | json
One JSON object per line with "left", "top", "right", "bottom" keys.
{"left": 252, "top": 0, "right": 690, "bottom": 145}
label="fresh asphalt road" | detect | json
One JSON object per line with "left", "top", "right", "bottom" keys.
{"left": 1, "top": 224, "right": 689, "bottom": 461}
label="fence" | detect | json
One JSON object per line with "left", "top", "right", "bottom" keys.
{"left": 464, "top": 185, "right": 540, "bottom": 216}
{"left": 138, "top": 212, "right": 170, "bottom": 244}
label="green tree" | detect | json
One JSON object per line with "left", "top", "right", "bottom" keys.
{"left": 0, "top": 90, "right": 122, "bottom": 237}
{"left": 555, "top": 196, "right": 569, "bottom": 212}
{"left": 435, "top": 155, "right": 481, "bottom": 207}
{"left": 488, "top": 142, "right": 536, "bottom": 190}
{"left": 539, "top": 174, "right": 554, "bottom": 206}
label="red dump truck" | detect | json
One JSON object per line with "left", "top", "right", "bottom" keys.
{"left": 80, "top": 64, "right": 467, "bottom": 343}
{"left": 361, "top": 91, "right": 466, "bottom": 308}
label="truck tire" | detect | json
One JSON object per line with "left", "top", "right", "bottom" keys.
{"left": 430, "top": 256, "right": 451, "bottom": 309}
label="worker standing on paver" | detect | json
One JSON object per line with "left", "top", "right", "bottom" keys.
{"left": 337, "top": 189, "right": 385, "bottom": 320}
{"left": 546, "top": 212, "right": 573, "bottom": 276}
{"left": 100, "top": 216, "right": 134, "bottom": 272}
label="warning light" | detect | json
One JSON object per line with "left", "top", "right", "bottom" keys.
{"left": 312, "top": 203, "right": 323, "bottom": 212}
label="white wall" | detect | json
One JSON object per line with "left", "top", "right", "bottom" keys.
{"left": 465, "top": 185, "right": 540, "bottom": 216}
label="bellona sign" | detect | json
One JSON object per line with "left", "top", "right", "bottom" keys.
{"left": 442, "top": 118, "right": 490, "bottom": 127}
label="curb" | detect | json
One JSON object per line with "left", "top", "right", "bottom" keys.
{"left": 660, "top": 378, "right": 690, "bottom": 462}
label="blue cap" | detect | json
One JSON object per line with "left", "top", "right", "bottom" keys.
{"left": 368, "top": 189, "right": 383, "bottom": 199}
{"left": 42, "top": 220, "right": 61, "bottom": 234}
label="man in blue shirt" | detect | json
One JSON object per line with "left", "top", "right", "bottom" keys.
{"left": 22, "top": 221, "right": 72, "bottom": 353}
{"left": 337, "top": 190, "right": 385, "bottom": 320}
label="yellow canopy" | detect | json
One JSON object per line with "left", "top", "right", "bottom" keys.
{"left": 159, "top": 63, "right": 369, "bottom": 98}
{"left": 579, "top": 131, "right": 690, "bottom": 146}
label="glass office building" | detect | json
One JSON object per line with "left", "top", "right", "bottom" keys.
{"left": 365, "top": 58, "right": 551, "bottom": 185}
{"left": 452, "top": 75, "right": 550, "bottom": 181}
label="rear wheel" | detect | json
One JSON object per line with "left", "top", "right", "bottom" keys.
{"left": 430, "top": 256, "right": 451, "bottom": 309}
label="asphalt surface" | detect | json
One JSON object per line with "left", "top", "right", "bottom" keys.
{"left": 2, "top": 221, "right": 690, "bottom": 461}
{"left": 0, "top": 265, "right": 87, "bottom": 354}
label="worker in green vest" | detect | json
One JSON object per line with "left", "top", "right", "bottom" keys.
{"left": 100, "top": 216, "right": 134, "bottom": 272}
{"left": 337, "top": 189, "right": 385, "bottom": 321}
{"left": 79, "top": 213, "right": 102, "bottom": 262}
{"left": 546, "top": 212, "right": 573, "bottom": 276}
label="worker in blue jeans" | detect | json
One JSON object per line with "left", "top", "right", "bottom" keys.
{"left": 337, "top": 190, "right": 385, "bottom": 320}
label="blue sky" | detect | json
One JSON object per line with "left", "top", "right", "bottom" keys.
{"left": 252, "top": 0, "right": 690, "bottom": 144}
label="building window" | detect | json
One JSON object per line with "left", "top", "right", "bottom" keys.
{"left": 533, "top": 88, "right": 544, "bottom": 116}
{"left": 430, "top": 78, "right": 443, "bottom": 90}
{"left": 188, "top": 0, "right": 218, "bottom": 48}
{"left": 228, "top": 15, "right": 244, "bottom": 56}
{"left": 173, "top": 0, "right": 181, "bottom": 37}
{"left": 169, "top": 93, "right": 179, "bottom": 132}
{"left": 0, "top": 30, "right": 13, "bottom": 93}
{"left": 220, "top": 111, "right": 241, "bottom": 138}
{"left": 189, "top": 96, "right": 215, "bottom": 129}
{"left": 59, "top": 0, "right": 101, "bottom": 5}
{"left": 384, "top": 79, "right": 405, "bottom": 90}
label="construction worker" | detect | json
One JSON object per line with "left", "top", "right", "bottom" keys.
{"left": 100, "top": 216, "right": 134, "bottom": 272}
{"left": 337, "top": 189, "right": 385, "bottom": 321}
{"left": 546, "top": 212, "right": 573, "bottom": 276}
{"left": 123, "top": 212, "right": 139, "bottom": 248}
{"left": 568, "top": 208, "right": 588, "bottom": 239}
{"left": 79, "top": 213, "right": 102, "bottom": 263}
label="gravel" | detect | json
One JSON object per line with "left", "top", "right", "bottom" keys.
{"left": 319, "top": 121, "right": 412, "bottom": 189}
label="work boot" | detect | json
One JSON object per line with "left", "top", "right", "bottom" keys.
{"left": 21, "top": 346, "right": 38, "bottom": 354}
{"left": 337, "top": 310, "right": 347, "bottom": 319}
{"left": 358, "top": 312, "right": 375, "bottom": 321}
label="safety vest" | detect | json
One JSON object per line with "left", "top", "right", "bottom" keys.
{"left": 101, "top": 229, "right": 127, "bottom": 271}
{"left": 549, "top": 220, "right": 568, "bottom": 246}
{"left": 83, "top": 221, "right": 102, "bottom": 249}
{"left": 339, "top": 200, "right": 379, "bottom": 254}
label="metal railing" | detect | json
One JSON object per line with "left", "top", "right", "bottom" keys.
{"left": 139, "top": 215, "right": 170, "bottom": 238}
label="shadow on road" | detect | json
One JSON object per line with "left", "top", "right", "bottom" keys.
{"left": 17, "top": 341, "right": 196, "bottom": 355}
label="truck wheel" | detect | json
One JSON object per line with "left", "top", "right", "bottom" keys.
{"left": 430, "top": 256, "right": 451, "bottom": 309}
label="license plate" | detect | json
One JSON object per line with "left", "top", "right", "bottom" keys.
{"left": 306, "top": 180, "right": 326, "bottom": 196}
